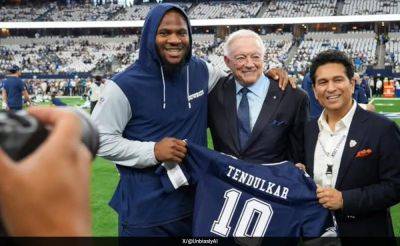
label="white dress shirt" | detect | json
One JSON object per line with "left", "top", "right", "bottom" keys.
{"left": 313, "top": 100, "right": 357, "bottom": 187}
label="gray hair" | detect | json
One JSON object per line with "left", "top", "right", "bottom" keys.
{"left": 223, "top": 29, "right": 265, "bottom": 57}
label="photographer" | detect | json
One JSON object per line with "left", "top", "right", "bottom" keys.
{"left": 0, "top": 107, "right": 92, "bottom": 236}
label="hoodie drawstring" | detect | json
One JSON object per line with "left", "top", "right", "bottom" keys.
{"left": 186, "top": 66, "right": 191, "bottom": 109}
{"left": 160, "top": 65, "right": 191, "bottom": 110}
{"left": 160, "top": 66, "right": 166, "bottom": 109}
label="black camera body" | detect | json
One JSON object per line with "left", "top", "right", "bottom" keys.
{"left": 0, "top": 109, "right": 99, "bottom": 161}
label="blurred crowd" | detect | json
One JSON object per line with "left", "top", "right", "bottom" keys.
{"left": 22, "top": 77, "right": 94, "bottom": 97}
{"left": 1, "top": 0, "right": 400, "bottom": 22}
{"left": 0, "top": 37, "right": 139, "bottom": 74}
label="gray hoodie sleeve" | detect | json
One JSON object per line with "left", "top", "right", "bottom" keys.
{"left": 205, "top": 61, "right": 227, "bottom": 93}
{"left": 91, "top": 81, "right": 158, "bottom": 168}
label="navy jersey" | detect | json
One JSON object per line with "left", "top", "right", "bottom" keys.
{"left": 2, "top": 77, "right": 25, "bottom": 109}
{"left": 157, "top": 143, "right": 336, "bottom": 238}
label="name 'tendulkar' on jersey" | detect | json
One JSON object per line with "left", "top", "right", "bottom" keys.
{"left": 226, "top": 165, "right": 289, "bottom": 200}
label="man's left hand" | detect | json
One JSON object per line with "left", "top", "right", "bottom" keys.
{"left": 266, "top": 68, "right": 295, "bottom": 90}
{"left": 316, "top": 187, "right": 343, "bottom": 210}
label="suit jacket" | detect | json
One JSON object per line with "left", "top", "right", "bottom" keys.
{"left": 304, "top": 106, "right": 400, "bottom": 237}
{"left": 208, "top": 74, "right": 309, "bottom": 164}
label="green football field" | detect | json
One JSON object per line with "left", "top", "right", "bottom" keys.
{"left": 27, "top": 97, "right": 400, "bottom": 236}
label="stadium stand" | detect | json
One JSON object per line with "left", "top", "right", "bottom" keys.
{"left": 1, "top": 34, "right": 220, "bottom": 75}
{"left": 113, "top": 4, "right": 155, "bottom": 21}
{"left": 262, "top": 33, "right": 294, "bottom": 69}
{"left": 2, "top": 0, "right": 400, "bottom": 22}
{"left": 113, "top": 3, "right": 191, "bottom": 20}
{"left": 207, "top": 42, "right": 226, "bottom": 72}
{"left": 289, "top": 31, "right": 377, "bottom": 73}
{"left": 0, "top": 30, "right": 386, "bottom": 77}
{"left": 189, "top": 1, "right": 262, "bottom": 19}
{"left": 262, "top": 0, "right": 337, "bottom": 18}
{"left": 0, "top": 3, "right": 55, "bottom": 21}
{"left": 342, "top": 0, "right": 400, "bottom": 15}
{"left": 43, "top": 3, "right": 123, "bottom": 21}
{"left": 0, "top": 36, "right": 139, "bottom": 74}
{"left": 385, "top": 32, "right": 400, "bottom": 73}
{"left": 192, "top": 34, "right": 217, "bottom": 61}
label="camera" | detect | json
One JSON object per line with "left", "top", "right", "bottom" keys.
{"left": 0, "top": 108, "right": 99, "bottom": 161}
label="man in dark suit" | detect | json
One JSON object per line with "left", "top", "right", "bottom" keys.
{"left": 208, "top": 29, "right": 309, "bottom": 164}
{"left": 304, "top": 49, "right": 400, "bottom": 237}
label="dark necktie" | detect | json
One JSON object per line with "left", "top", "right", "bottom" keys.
{"left": 237, "top": 87, "right": 251, "bottom": 150}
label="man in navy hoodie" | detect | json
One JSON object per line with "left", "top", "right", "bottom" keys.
{"left": 92, "top": 4, "right": 287, "bottom": 236}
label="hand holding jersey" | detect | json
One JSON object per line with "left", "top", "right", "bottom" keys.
{"left": 296, "top": 165, "right": 344, "bottom": 210}
{"left": 155, "top": 138, "right": 187, "bottom": 163}
{"left": 316, "top": 187, "right": 344, "bottom": 210}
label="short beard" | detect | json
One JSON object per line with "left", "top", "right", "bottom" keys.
{"left": 157, "top": 49, "right": 188, "bottom": 75}
{"left": 162, "top": 60, "right": 184, "bottom": 74}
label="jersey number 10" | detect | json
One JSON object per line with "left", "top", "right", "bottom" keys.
{"left": 211, "top": 188, "right": 274, "bottom": 237}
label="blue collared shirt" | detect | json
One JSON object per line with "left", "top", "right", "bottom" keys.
{"left": 235, "top": 74, "right": 270, "bottom": 131}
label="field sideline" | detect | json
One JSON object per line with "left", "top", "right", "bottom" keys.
{"left": 25, "top": 97, "right": 400, "bottom": 236}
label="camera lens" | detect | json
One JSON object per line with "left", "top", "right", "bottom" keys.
{"left": 0, "top": 109, "right": 99, "bottom": 161}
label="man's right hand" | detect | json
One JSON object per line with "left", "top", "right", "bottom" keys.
{"left": 154, "top": 138, "right": 187, "bottom": 163}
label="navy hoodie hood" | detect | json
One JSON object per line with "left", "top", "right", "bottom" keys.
{"left": 137, "top": 3, "right": 192, "bottom": 71}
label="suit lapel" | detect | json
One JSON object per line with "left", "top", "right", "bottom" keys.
{"left": 245, "top": 81, "right": 283, "bottom": 149}
{"left": 335, "top": 106, "right": 369, "bottom": 188}
{"left": 222, "top": 76, "right": 241, "bottom": 152}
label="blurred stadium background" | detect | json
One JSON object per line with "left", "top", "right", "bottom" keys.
{"left": 0, "top": 0, "right": 399, "bottom": 236}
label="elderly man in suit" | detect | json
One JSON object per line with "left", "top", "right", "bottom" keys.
{"left": 304, "top": 49, "right": 400, "bottom": 237}
{"left": 208, "top": 29, "right": 309, "bottom": 164}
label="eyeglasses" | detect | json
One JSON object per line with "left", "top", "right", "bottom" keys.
{"left": 231, "top": 53, "right": 263, "bottom": 66}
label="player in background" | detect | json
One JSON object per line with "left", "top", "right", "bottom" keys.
{"left": 51, "top": 92, "right": 67, "bottom": 107}
{"left": 89, "top": 75, "right": 104, "bottom": 114}
{"left": 353, "top": 73, "right": 368, "bottom": 104}
{"left": 2, "top": 65, "right": 31, "bottom": 111}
